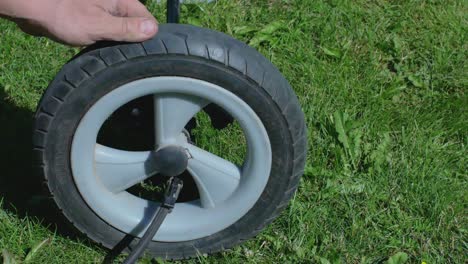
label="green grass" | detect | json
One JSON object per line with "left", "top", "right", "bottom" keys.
{"left": 0, "top": 0, "right": 466, "bottom": 263}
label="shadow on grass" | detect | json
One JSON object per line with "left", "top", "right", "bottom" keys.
{"left": 0, "top": 88, "right": 88, "bottom": 240}
{"left": 0, "top": 88, "right": 160, "bottom": 263}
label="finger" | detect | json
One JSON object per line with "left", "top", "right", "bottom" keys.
{"left": 95, "top": 14, "right": 158, "bottom": 42}
{"left": 114, "top": 0, "right": 154, "bottom": 19}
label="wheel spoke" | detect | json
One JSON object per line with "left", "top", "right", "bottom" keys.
{"left": 95, "top": 144, "right": 156, "bottom": 193}
{"left": 154, "top": 94, "right": 208, "bottom": 146}
{"left": 186, "top": 144, "right": 241, "bottom": 208}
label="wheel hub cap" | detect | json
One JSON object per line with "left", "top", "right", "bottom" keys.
{"left": 153, "top": 145, "right": 189, "bottom": 177}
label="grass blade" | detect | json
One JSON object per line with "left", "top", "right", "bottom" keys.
{"left": 2, "top": 249, "right": 17, "bottom": 264}
{"left": 24, "top": 238, "right": 52, "bottom": 263}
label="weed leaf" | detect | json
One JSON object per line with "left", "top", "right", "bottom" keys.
{"left": 187, "top": 17, "right": 203, "bottom": 27}
{"left": 333, "top": 111, "right": 350, "bottom": 151}
{"left": 321, "top": 46, "right": 342, "bottom": 58}
{"left": 387, "top": 252, "right": 408, "bottom": 264}
{"left": 249, "top": 34, "right": 274, "bottom": 47}
{"left": 407, "top": 74, "right": 426, "bottom": 88}
{"left": 233, "top": 26, "right": 258, "bottom": 35}
{"left": 392, "top": 35, "right": 403, "bottom": 54}
{"left": 370, "top": 133, "right": 391, "bottom": 172}
{"left": 248, "top": 21, "right": 286, "bottom": 47}
{"left": 259, "top": 21, "right": 286, "bottom": 35}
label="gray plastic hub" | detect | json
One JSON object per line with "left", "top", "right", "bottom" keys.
{"left": 71, "top": 77, "right": 272, "bottom": 242}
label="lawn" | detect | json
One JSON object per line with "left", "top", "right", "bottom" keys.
{"left": 0, "top": 0, "right": 466, "bottom": 263}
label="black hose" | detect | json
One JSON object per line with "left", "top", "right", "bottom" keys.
{"left": 123, "top": 207, "right": 170, "bottom": 264}
{"left": 123, "top": 178, "right": 183, "bottom": 264}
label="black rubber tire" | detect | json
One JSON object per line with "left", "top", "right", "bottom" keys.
{"left": 33, "top": 24, "right": 307, "bottom": 260}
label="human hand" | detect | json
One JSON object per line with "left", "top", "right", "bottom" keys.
{"left": 0, "top": 0, "right": 158, "bottom": 46}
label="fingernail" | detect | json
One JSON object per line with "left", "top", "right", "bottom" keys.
{"left": 140, "top": 19, "right": 156, "bottom": 35}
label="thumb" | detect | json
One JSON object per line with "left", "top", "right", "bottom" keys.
{"left": 97, "top": 15, "right": 158, "bottom": 42}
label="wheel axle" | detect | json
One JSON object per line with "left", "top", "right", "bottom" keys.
{"left": 153, "top": 145, "right": 189, "bottom": 177}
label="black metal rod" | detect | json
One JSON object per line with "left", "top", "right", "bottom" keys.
{"left": 167, "top": 0, "right": 180, "bottom": 24}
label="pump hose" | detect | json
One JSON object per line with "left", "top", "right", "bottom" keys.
{"left": 123, "top": 177, "right": 183, "bottom": 264}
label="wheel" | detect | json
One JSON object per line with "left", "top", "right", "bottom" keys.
{"left": 33, "top": 24, "right": 307, "bottom": 259}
